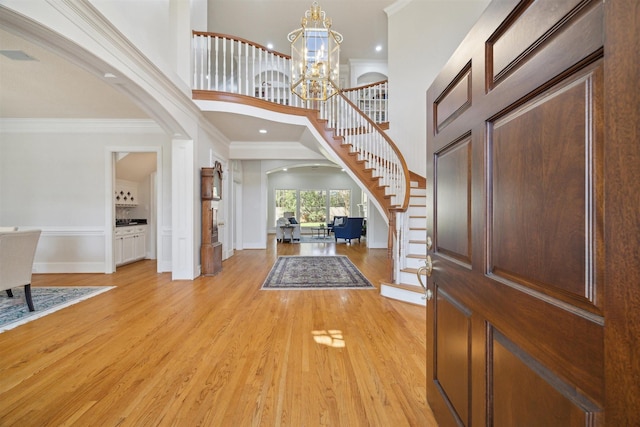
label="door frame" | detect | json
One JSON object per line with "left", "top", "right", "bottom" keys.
{"left": 602, "top": 0, "right": 640, "bottom": 423}
{"left": 105, "top": 145, "right": 163, "bottom": 273}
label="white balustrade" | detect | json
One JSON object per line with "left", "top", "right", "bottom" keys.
{"left": 193, "top": 32, "right": 407, "bottom": 209}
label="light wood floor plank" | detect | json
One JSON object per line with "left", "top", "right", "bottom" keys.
{"left": 0, "top": 236, "right": 436, "bottom": 426}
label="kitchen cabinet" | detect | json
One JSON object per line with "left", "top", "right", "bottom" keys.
{"left": 114, "top": 235, "right": 123, "bottom": 265}
{"left": 115, "top": 225, "right": 146, "bottom": 266}
{"left": 114, "top": 180, "right": 138, "bottom": 207}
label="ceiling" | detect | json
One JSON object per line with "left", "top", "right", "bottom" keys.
{"left": 208, "top": 0, "right": 396, "bottom": 65}
{"left": 0, "top": 0, "right": 395, "bottom": 149}
{"left": 116, "top": 152, "right": 158, "bottom": 182}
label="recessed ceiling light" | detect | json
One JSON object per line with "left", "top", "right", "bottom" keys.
{"left": 0, "top": 50, "right": 37, "bottom": 61}
{"left": 267, "top": 43, "right": 274, "bottom": 50}
{"left": 259, "top": 129, "right": 267, "bottom": 134}
{"left": 283, "top": 168, "right": 288, "bottom": 172}
{"left": 375, "top": 45, "right": 382, "bottom": 52}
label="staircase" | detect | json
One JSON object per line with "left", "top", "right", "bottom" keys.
{"left": 381, "top": 180, "right": 428, "bottom": 306}
{"left": 192, "top": 31, "right": 427, "bottom": 304}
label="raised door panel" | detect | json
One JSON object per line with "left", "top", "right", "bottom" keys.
{"left": 489, "top": 67, "right": 603, "bottom": 313}
{"left": 490, "top": 328, "right": 602, "bottom": 425}
{"left": 434, "top": 136, "right": 472, "bottom": 265}
{"left": 433, "top": 289, "right": 471, "bottom": 426}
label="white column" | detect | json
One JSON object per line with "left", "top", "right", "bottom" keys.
{"left": 171, "top": 139, "right": 197, "bottom": 280}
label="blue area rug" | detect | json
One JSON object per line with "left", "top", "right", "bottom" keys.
{"left": 0, "top": 286, "right": 114, "bottom": 333}
{"left": 261, "top": 256, "right": 375, "bottom": 290}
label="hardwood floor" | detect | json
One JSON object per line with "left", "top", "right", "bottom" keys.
{"left": 0, "top": 236, "right": 434, "bottom": 426}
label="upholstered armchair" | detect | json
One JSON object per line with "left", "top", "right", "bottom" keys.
{"left": 0, "top": 229, "right": 41, "bottom": 311}
{"left": 333, "top": 217, "right": 364, "bottom": 243}
{"left": 327, "top": 215, "right": 347, "bottom": 235}
{"left": 275, "top": 217, "right": 301, "bottom": 242}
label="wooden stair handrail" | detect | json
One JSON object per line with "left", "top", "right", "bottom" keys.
{"left": 338, "top": 92, "right": 411, "bottom": 212}
{"left": 192, "top": 30, "right": 291, "bottom": 59}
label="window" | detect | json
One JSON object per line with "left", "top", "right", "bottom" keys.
{"left": 275, "top": 188, "right": 351, "bottom": 229}
{"left": 300, "top": 190, "right": 327, "bottom": 226}
{"left": 329, "top": 189, "right": 350, "bottom": 219}
{"left": 275, "top": 189, "right": 297, "bottom": 224}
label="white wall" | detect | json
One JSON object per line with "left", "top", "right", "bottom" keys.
{"left": 241, "top": 160, "right": 267, "bottom": 249}
{"left": 349, "top": 59, "right": 388, "bottom": 88}
{"left": 0, "top": 119, "right": 172, "bottom": 273}
{"left": 366, "top": 199, "right": 388, "bottom": 249}
{"left": 386, "top": 0, "right": 490, "bottom": 177}
{"left": 89, "top": 0, "right": 205, "bottom": 90}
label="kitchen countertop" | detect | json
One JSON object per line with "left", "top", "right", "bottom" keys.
{"left": 115, "top": 219, "right": 147, "bottom": 227}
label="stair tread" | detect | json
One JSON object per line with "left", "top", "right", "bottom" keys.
{"left": 408, "top": 239, "right": 427, "bottom": 244}
{"left": 401, "top": 267, "right": 427, "bottom": 275}
{"left": 406, "top": 253, "right": 427, "bottom": 259}
{"left": 381, "top": 282, "right": 425, "bottom": 293}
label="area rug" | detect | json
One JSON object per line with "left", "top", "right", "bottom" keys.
{"left": 261, "top": 256, "right": 375, "bottom": 290}
{"left": 0, "top": 286, "right": 115, "bottom": 333}
{"left": 298, "top": 234, "right": 335, "bottom": 243}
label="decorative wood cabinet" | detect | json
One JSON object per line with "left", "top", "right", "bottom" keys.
{"left": 201, "top": 163, "right": 223, "bottom": 276}
{"left": 201, "top": 162, "right": 222, "bottom": 201}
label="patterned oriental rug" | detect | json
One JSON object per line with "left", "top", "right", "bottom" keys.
{"left": 0, "top": 286, "right": 114, "bottom": 333}
{"left": 261, "top": 256, "right": 375, "bottom": 290}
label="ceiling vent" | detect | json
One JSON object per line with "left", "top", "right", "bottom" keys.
{"left": 0, "top": 50, "right": 38, "bottom": 61}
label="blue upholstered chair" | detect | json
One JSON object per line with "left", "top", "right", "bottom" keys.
{"left": 327, "top": 215, "right": 348, "bottom": 235}
{"left": 333, "top": 217, "right": 364, "bottom": 243}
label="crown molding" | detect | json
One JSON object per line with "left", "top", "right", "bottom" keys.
{"left": 0, "top": 118, "right": 163, "bottom": 134}
{"left": 384, "top": 0, "right": 412, "bottom": 17}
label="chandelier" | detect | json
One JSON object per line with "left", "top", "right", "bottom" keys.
{"left": 288, "top": 1, "right": 343, "bottom": 101}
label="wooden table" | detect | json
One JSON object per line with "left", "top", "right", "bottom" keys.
{"left": 311, "top": 227, "right": 328, "bottom": 238}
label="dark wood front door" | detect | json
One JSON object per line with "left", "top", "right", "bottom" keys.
{"left": 426, "top": 0, "right": 640, "bottom": 425}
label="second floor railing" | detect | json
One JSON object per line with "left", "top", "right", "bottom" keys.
{"left": 193, "top": 32, "right": 303, "bottom": 107}
{"left": 192, "top": 31, "right": 408, "bottom": 211}
{"left": 343, "top": 80, "right": 388, "bottom": 125}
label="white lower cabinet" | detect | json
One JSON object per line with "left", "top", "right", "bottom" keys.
{"left": 115, "top": 235, "right": 123, "bottom": 265}
{"left": 115, "top": 225, "right": 146, "bottom": 266}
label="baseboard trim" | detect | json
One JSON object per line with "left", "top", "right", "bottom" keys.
{"left": 33, "top": 262, "right": 105, "bottom": 274}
